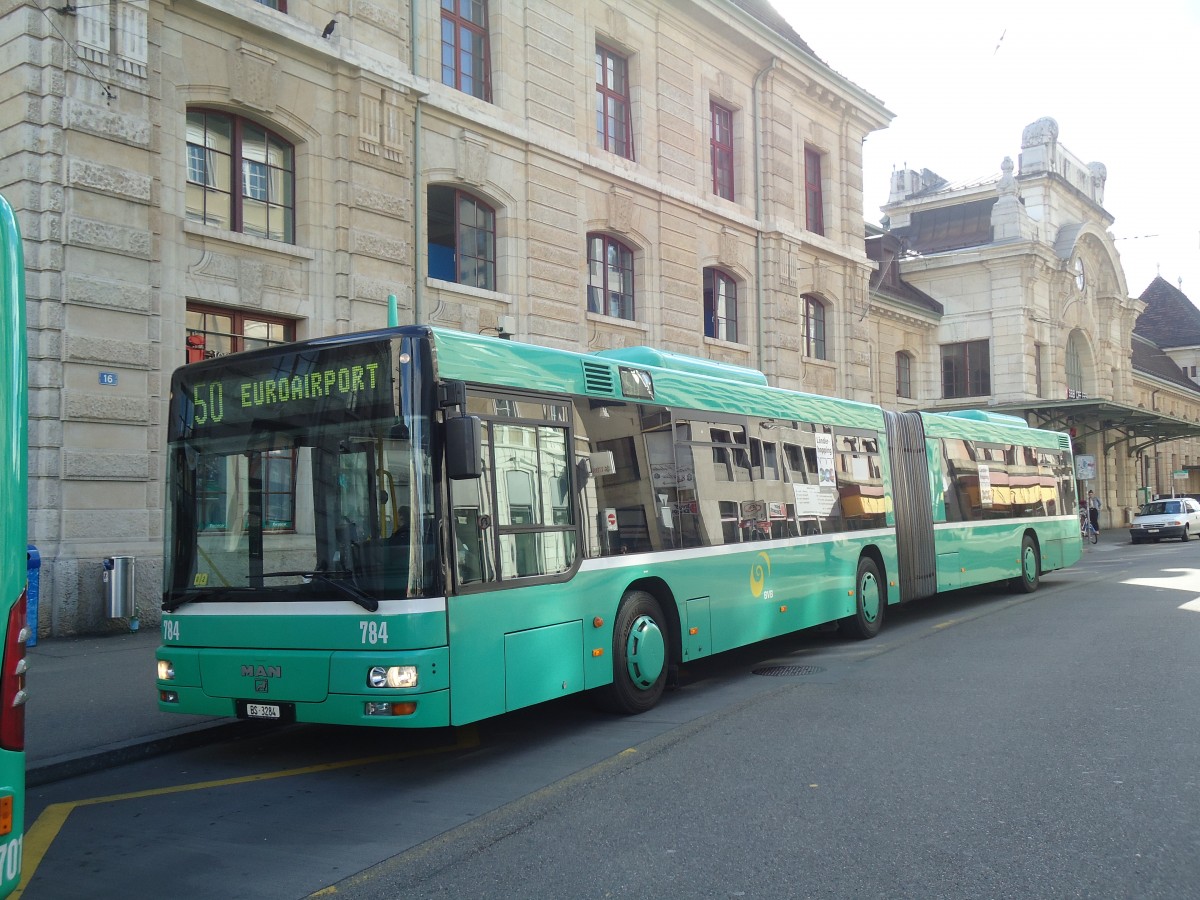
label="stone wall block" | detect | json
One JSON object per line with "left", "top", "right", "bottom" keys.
{"left": 65, "top": 100, "right": 151, "bottom": 146}
{"left": 353, "top": 277, "right": 412, "bottom": 306}
{"left": 63, "top": 392, "right": 150, "bottom": 424}
{"left": 66, "top": 273, "right": 152, "bottom": 313}
{"left": 65, "top": 335, "right": 151, "bottom": 368}
{"left": 67, "top": 216, "right": 152, "bottom": 259}
{"left": 67, "top": 159, "right": 153, "bottom": 204}
{"left": 63, "top": 509, "right": 148, "bottom": 541}
{"left": 63, "top": 450, "right": 151, "bottom": 481}
{"left": 352, "top": 185, "right": 411, "bottom": 220}
{"left": 351, "top": 231, "right": 409, "bottom": 263}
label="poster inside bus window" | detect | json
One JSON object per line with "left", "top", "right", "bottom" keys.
{"left": 171, "top": 341, "right": 396, "bottom": 439}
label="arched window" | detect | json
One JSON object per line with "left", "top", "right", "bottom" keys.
{"left": 802, "top": 295, "right": 827, "bottom": 359}
{"left": 428, "top": 186, "right": 496, "bottom": 290}
{"left": 186, "top": 109, "right": 295, "bottom": 243}
{"left": 1066, "top": 331, "right": 1086, "bottom": 397}
{"left": 703, "top": 268, "right": 738, "bottom": 342}
{"left": 587, "top": 234, "right": 635, "bottom": 320}
{"left": 896, "top": 351, "right": 913, "bottom": 399}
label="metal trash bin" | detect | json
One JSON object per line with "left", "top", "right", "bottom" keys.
{"left": 103, "top": 556, "right": 135, "bottom": 619}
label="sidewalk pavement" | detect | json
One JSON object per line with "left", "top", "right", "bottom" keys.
{"left": 24, "top": 630, "right": 243, "bottom": 787}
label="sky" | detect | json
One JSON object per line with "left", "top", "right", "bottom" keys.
{"left": 772, "top": 0, "right": 1200, "bottom": 302}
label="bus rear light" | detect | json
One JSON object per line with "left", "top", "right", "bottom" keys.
{"left": 0, "top": 591, "right": 28, "bottom": 751}
{"left": 364, "top": 701, "right": 417, "bottom": 717}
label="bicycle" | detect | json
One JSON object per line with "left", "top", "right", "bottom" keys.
{"left": 1080, "top": 511, "right": 1099, "bottom": 544}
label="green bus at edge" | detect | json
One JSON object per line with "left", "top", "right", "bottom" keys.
{"left": 157, "top": 325, "right": 1082, "bottom": 728}
{"left": 0, "top": 193, "right": 29, "bottom": 893}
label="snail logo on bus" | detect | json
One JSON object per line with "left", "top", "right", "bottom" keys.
{"left": 171, "top": 342, "right": 395, "bottom": 439}
{"left": 750, "top": 551, "right": 772, "bottom": 600}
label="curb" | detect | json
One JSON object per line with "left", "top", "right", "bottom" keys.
{"left": 27, "top": 720, "right": 262, "bottom": 787}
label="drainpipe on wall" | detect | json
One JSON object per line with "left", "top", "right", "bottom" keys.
{"left": 411, "top": 3, "right": 424, "bottom": 324}
{"left": 752, "top": 58, "right": 778, "bottom": 376}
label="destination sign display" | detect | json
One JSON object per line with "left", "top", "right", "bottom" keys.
{"left": 169, "top": 340, "right": 395, "bottom": 440}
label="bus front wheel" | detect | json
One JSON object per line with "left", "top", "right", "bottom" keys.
{"left": 597, "top": 590, "right": 668, "bottom": 715}
{"left": 841, "top": 557, "right": 885, "bottom": 640}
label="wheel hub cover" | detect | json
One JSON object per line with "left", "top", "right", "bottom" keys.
{"left": 861, "top": 573, "right": 880, "bottom": 622}
{"left": 626, "top": 614, "right": 666, "bottom": 689}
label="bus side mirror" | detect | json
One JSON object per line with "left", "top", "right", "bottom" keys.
{"left": 446, "top": 415, "right": 482, "bottom": 480}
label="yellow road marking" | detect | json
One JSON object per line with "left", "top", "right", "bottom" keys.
{"left": 13, "top": 726, "right": 478, "bottom": 898}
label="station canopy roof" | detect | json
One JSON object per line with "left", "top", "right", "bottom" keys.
{"left": 980, "top": 398, "right": 1200, "bottom": 454}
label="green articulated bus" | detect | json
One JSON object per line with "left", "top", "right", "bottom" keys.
{"left": 0, "top": 194, "right": 29, "bottom": 893}
{"left": 157, "top": 325, "right": 1081, "bottom": 727}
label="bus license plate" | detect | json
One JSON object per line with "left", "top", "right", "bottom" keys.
{"left": 245, "top": 703, "right": 281, "bottom": 719}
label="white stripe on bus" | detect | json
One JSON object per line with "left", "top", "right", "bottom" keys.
{"left": 168, "top": 596, "right": 448, "bottom": 616}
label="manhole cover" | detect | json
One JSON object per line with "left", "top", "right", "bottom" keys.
{"left": 752, "top": 664, "right": 826, "bottom": 677}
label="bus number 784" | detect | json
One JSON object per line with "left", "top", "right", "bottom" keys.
{"left": 359, "top": 621, "right": 389, "bottom": 645}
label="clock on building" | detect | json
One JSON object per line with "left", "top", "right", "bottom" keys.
{"left": 1074, "top": 256, "right": 1086, "bottom": 291}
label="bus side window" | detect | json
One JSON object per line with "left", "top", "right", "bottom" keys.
{"left": 449, "top": 418, "right": 496, "bottom": 585}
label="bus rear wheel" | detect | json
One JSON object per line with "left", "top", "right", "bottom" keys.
{"left": 840, "top": 557, "right": 884, "bottom": 640}
{"left": 597, "top": 590, "right": 668, "bottom": 715}
{"left": 1014, "top": 535, "right": 1040, "bottom": 594}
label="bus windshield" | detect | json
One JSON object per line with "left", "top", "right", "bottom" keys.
{"left": 163, "top": 334, "right": 437, "bottom": 609}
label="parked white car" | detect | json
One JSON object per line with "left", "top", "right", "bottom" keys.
{"left": 1129, "top": 497, "right": 1200, "bottom": 543}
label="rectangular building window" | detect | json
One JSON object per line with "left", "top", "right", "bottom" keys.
{"left": 596, "top": 44, "right": 633, "bottom": 159}
{"left": 803, "top": 296, "right": 827, "bottom": 360}
{"left": 703, "top": 268, "right": 737, "bottom": 342}
{"left": 441, "top": 0, "right": 490, "bottom": 101}
{"left": 941, "top": 340, "right": 991, "bottom": 399}
{"left": 896, "top": 352, "right": 912, "bottom": 399}
{"left": 428, "top": 186, "right": 496, "bottom": 290}
{"left": 710, "top": 102, "right": 734, "bottom": 200}
{"left": 185, "top": 305, "right": 294, "bottom": 362}
{"left": 804, "top": 147, "right": 824, "bottom": 235}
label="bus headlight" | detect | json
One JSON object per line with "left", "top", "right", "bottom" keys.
{"left": 367, "top": 665, "right": 418, "bottom": 689}
{"left": 157, "top": 659, "right": 175, "bottom": 681}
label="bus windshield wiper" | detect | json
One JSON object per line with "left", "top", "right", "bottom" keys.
{"left": 260, "top": 570, "right": 380, "bottom": 612}
{"left": 163, "top": 587, "right": 252, "bottom": 611}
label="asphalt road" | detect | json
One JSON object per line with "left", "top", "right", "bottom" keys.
{"left": 21, "top": 538, "right": 1200, "bottom": 899}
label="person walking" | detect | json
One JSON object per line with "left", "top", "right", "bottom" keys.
{"left": 1087, "top": 489, "right": 1102, "bottom": 533}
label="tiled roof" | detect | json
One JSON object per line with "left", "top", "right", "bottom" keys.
{"left": 1131, "top": 333, "right": 1200, "bottom": 393}
{"left": 889, "top": 197, "right": 997, "bottom": 254}
{"left": 865, "top": 235, "right": 943, "bottom": 316}
{"left": 1134, "top": 276, "right": 1200, "bottom": 349}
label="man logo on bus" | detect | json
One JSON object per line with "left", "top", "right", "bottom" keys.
{"left": 242, "top": 664, "right": 281, "bottom": 678}
{"left": 750, "top": 551, "right": 771, "bottom": 598}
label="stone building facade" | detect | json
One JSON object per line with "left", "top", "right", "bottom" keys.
{"left": 1, "top": 0, "right": 890, "bottom": 635}
{"left": 8, "top": 3, "right": 1200, "bottom": 638}
{"left": 878, "top": 117, "right": 1200, "bottom": 530}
